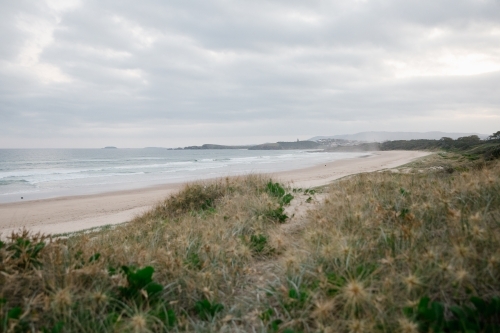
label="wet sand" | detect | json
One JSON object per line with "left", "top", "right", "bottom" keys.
{"left": 0, "top": 150, "right": 429, "bottom": 236}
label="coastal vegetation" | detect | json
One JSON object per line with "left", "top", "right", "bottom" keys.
{"left": 1, "top": 150, "right": 500, "bottom": 332}
{"left": 183, "top": 132, "right": 500, "bottom": 156}
{"left": 326, "top": 131, "right": 500, "bottom": 161}
{"left": 380, "top": 133, "right": 500, "bottom": 161}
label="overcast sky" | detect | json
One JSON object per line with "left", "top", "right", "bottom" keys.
{"left": 1, "top": 0, "right": 499, "bottom": 148}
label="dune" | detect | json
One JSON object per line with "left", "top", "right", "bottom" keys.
{"left": 0, "top": 150, "right": 429, "bottom": 236}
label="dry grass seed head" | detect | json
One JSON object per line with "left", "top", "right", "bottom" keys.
{"left": 488, "top": 254, "right": 500, "bottom": 268}
{"left": 52, "top": 288, "right": 72, "bottom": 311}
{"left": 403, "top": 274, "right": 421, "bottom": 291}
{"left": 398, "top": 317, "right": 419, "bottom": 333}
{"left": 469, "top": 212, "right": 482, "bottom": 223}
{"left": 321, "top": 243, "right": 339, "bottom": 258}
{"left": 311, "top": 300, "right": 335, "bottom": 321}
{"left": 454, "top": 268, "right": 470, "bottom": 283}
{"left": 454, "top": 244, "right": 471, "bottom": 258}
{"left": 347, "top": 319, "right": 370, "bottom": 333}
{"left": 283, "top": 254, "right": 301, "bottom": 272}
{"left": 342, "top": 279, "right": 369, "bottom": 307}
{"left": 91, "top": 291, "right": 108, "bottom": 305}
{"left": 269, "top": 232, "right": 287, "bottom": 252}
{"left": 379, "top": 254, "right": 394, "bottom": 266}
{"left": 422, "top": 249, "right": 436, "bottom": 261}
{"left": 471, "top": 225, "right": 485, "bottom": 239}
{"left": 439, "top": 262, "right": 453, "bottom": 273}
{"left": 129, "top": 313, "right": 151, "bottom": 333}
{"left": 447, "top": 208, "right": 461, "bottom": 222}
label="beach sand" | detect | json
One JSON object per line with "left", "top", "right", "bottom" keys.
{"left": 0, "top": 150, "right": 429, "bottom": 236}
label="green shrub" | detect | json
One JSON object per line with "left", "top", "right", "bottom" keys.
{"left": 194, "top": 299, "right": 224, "bottom": 320}
{"left": 264, "top": 206, "right": 288, "bottom": 223}
{"left": 6, "top": 236, "right": 45, "bottom": 270}
{"left": 263, "top": 181, "right": 293, "bottom": 223}
{"left": 266, "top": 181, "right": 294, "bottom": 206}
{"left": 118, "top": 265, "right": 163, "bottom": 302}
{"left": 405, "top": 296, "right": 500, "bottom": 332}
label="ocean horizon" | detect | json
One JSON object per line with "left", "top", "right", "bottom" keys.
{"left": 0, "top": 148, "right": 369, "bottom": 203}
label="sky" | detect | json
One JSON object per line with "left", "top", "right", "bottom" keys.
{"left": 1, "top": 0, "right": 499, "bottom": 148}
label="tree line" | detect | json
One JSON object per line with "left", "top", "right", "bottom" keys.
{"left": 380, "top": 131, "right": 500, "bottom": 160}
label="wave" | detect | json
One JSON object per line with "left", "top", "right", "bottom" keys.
{"left": 0, "top": 150, "right": 372, "bottom": 201}
{"left": 0, "top": 179, "right": 30, "bottom": 186}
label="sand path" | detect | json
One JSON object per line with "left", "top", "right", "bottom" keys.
{"left": 0, "top": 150, "right": 429, "bottom": 236}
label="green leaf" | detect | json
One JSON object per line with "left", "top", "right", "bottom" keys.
{"left": 88, "top": 253, "right": 101, "bottom": 263}
{"left": 403, "top": 306, "right": 414, "bottom": 317}
{"left": 156, "top": 308, "right": 176, "bottom": 327}
{"left": 51, "top": 321, "right": 64, "bottom": 333}
{"left": 7, "top": 307, "right": 22, "bottom": 319}
{"left": 132, "top": 266, "right": 154, "bottom": 285}
{"left": 490, "top": 297, "right": 500, "bottom": 315}
{"left": 260, "top": 308, "right": 273, "bottom": 322}
{"left": 119, "top": 265, "right": 162, "bottom": 301}
{"left": 106, "top": 312, "right": 120, "bottom": 324}
{"left": 417, "top": 297, "right": 430, "bottom": 314}
{"left": 326, "top": 272, "right": 346, "bottom": 288}
{"left": 145, "top": 282, "right": 163, "bottom": 297}
{"left": 166, "top": 309, "right": 176, "bottom": 327}
{"left": 211, "top": 303, "right": 224, "bottom": 315}
{"left": 470, "top": 297, "right": 486, "bottom": 313}
{"left": 431, "top": 301, "right": 445, "bottom": 322}
{"left": 267, "top": 182, "right": 285, "bottom": 198}
{"left": 270, "top": 319, "right": 283, "bottom": 332}
{"left": 288, "top": 289, "right": 298, "bottom": 300}
{"left": 194, "top": 299, "right": 224, "bottom": 320}
{"left": 450, "top": 305, "right": 466, "bottom": 320}
{"left": 249, "top": 234, "right": 273, "bottom": 254}
{"left": 281, "top": 193, "right": 294, "bottom": 205}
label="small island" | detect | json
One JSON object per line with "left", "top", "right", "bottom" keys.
{"left": 103, "top": 146, "right": 117, "bottom": 149}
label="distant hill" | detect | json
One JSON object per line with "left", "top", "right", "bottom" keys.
{"left": 184, "top": 144, "right": 251, "bottom": 150}
{"left": 184, "top": 141, "right": 321, "bottom": 150}
{"left": 309, "top": 131, "right": 489, "bottom": 142}
{"left": 249, "top": 141, "right": 320, "bottom": 150}
{"left": 325, "top": 143, "right": 381, "bottom": 152}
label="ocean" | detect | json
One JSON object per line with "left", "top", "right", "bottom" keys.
{"left": 0, "top": 148, "right": 369, "bottom": 203}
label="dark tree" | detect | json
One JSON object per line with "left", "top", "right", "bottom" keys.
{"left": 488, "top": 131, "right": 500, "bottom": 140}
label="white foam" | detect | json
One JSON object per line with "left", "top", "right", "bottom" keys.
{"left": 0, "top": 149, "right": 372, "bottom": 203}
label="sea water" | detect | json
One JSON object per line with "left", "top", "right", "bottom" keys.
{"left": 0, "top": 149, "right": 369, "bottom": 203}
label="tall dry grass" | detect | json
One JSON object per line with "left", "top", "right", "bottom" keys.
{"left": 1, "top": 158, "right": 499, "bottom": 332}
{"left": 1, "top": 175, "right": 290, "bottom": 332}
{"left": 261, "top": 160, "right": 500, "bottom": 332}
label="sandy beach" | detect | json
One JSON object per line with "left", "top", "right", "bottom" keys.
{"left": 0, "top": 150, "right": 429, "bottom": 236}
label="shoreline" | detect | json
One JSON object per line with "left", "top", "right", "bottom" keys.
{"left": 0, "top": 150, "right": 429, "bottom": 236}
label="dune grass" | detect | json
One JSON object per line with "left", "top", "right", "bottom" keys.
{"left": 1, "top": 156, "right": 499, "bottom": 332}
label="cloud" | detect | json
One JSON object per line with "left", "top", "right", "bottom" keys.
{"left": 0, "top": 0, "right": 499, "bottom": 147}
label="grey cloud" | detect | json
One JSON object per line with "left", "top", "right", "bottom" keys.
{"left": 1, "top": 0, "right": 499, "bottom": 147}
